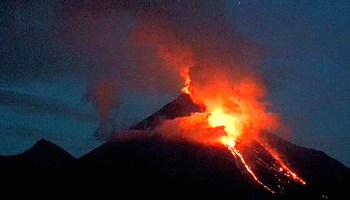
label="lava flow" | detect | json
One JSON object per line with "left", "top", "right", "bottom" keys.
{"left": 172, "top": 68, "right": 306, "bottom": 194}
{"left": 140, "top": 22, "right": 306, "bottom": 193}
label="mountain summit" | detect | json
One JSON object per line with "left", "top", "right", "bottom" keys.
{"left": 130, "top": 93, "right": 201, "bottom": 130}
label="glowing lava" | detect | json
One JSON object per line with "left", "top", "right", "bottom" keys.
{"left": 177, "top": 69, "right": 306, "bottom": 194}
{"left": 227, "top": 145, "right": 275, "bottom": 194}
{"left": 259, "top": 142, "right": 306, "bottom": 185}
{"left": 204, "top": 102, "right": 277, "bottom": 193}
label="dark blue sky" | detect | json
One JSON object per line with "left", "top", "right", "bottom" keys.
{"left": 0, "top": 0, "right": 349, "bottom": 166}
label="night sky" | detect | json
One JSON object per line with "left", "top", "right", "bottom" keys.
{"left": 0, "top": 0, "right": 349, "bottom": 166}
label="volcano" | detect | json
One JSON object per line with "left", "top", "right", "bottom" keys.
{"left": 0, "top": 94, "right": 349, "bottom": 199}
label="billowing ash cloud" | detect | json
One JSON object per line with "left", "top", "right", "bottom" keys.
{"left": 63, "top": 0, "right": 268, "bottom": 140}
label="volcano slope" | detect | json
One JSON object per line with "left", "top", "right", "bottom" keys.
{"left": 0, "top": 94, "right": 349, "bottom": 199}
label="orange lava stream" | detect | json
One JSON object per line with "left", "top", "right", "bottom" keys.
{"left": 227, "top": 145, "right": 275, "bottom": 194}
{"left": 259, "top": 143, "right": 306, "bottom": 185}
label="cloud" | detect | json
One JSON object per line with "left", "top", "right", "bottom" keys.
{"left": 0, "top": 89, "right": 97, "bottom": 122}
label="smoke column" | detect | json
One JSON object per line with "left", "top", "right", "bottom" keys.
{"left": 85, "top": 78, "right": 120, "bottom": 140}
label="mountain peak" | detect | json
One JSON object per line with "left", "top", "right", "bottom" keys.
{"left": 20, "top": 139, "right": 75, "bottom": 161}
{"left": 33, "top": 139, "right": 54, "bottom": 147}
{"left": 130, "top": 93, "right": 201, "bottom": 130}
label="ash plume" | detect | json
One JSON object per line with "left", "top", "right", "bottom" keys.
{"left": 63, "top": 0, "right": 274, "bottom": 139}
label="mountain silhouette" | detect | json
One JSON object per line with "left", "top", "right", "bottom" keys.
{"left": 0, "top": 139, "right": 74, "bottom": 177}
{"left": 20, "top": 139, "right": 74, "bottom": 160}
{"left": 0, "top": 94, "right": 349, "bottom": 199}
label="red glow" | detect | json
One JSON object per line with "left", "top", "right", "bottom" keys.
{"left": 135, "top": 20, "right": 306, "bottom": 193}
{"left": 171, "top": 63, "right": 306, "bottom": 193}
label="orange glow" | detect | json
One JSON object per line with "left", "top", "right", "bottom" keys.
{"left": 172, "top": 65, "right": 306, "bottom": 193}
{"left": 135, "top": 21, "right": 306, "bottom": 192}
{"left": 158, "top": 44, "right": 195, "bottom": 95}
{"left": 181, "top": 75, "right": 192, "bottom": 94}
{"left": 208, "top": 108, "right": 241, "bottom": 139}
{"left": 186, "top": 74, "right": 278, "bottom": 149}
{"left": 206, "top": 106, "right": 247, "bottom": 149}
